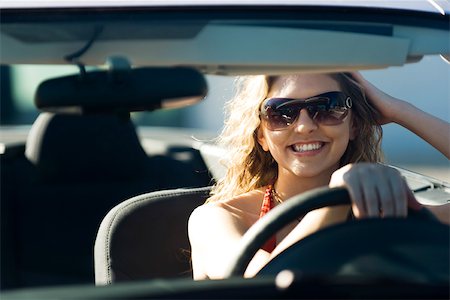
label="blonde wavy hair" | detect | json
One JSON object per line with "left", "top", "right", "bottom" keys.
{"left": 207, "top": 73, "right": 383, "bottom": 202}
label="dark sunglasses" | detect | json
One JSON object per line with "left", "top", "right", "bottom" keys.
{"left": 260, "top": 91, "right": 352, "bottom": 130}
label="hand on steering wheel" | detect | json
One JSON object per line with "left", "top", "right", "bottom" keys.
{"left": 330, "top": 163, "right": 422, "bottom": 219}
{"left": 223, "top": 187, "right": 445, "bottom": 282}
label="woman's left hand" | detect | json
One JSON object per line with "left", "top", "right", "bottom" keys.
{"left": 329, "top": 163, "right": 422, "bottom": 218}
{"left": 350, "top": 72, "right": 405, "bottom": 125}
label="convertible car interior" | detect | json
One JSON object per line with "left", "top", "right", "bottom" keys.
{"left": 0, "top": 1, "right": 449, "bottom": 299}
{"left": 0, "top": 65, "right": 213, "bottom": 289}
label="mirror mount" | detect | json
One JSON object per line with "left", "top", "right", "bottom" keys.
{"left": 107, "top": 56, "right": 132, "bottom": 84}
{"left": 64, "top": 25, "right": 103, "bottom": 80}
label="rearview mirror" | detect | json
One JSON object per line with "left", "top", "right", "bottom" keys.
{"left": 35, "top": 66, "right": 207, "bottom": 113}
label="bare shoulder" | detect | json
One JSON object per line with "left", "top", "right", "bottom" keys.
{"left": 188, "top": 188, "right": 266, "bottom": 236}
{"left": 220, "top": 188, "right": 266, "bottom": 214}
{"left": 188, "top": 188, "right": 268, "bottom": 279}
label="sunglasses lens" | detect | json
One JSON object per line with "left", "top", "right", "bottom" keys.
{"left": 309, "top": 101, "right": 348, "bottom": 125}
{"left": 261, "top": 93, "right": 350, "bottom": 130}
{"left": 313, "top": 109, "right": 348, "bottom": 125}
{"left": 264, "top": 106, "right": 298, "bottom": 130}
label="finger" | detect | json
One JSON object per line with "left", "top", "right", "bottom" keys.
{"left": 377, "top": 186, "right": 395, "bottom": 217}
{"left": 378, "top": 167, "right": 406, "bottom": 217}
{"left": 348, "top": 71, "right": 365, "bottom": 83}
{"left": 405, "top": 182, "right": 423, "bottom": 211}
{"left": 345, "top": 176, "right": 366, "bottom": 218}
{"left": 377, "top": 173, "right": 396, "bottom": 218}
{"left": 350, "top": 190, "right": 365, "bottom": 218}
{"left": 359, "top": 175, "right": 379, "bottom": 218}
{"left": 390, "top": 174, "right": 408, "bottom": 217}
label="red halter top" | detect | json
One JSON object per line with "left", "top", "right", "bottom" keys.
{"left": 259, "top": 185, "right": 277, "bottom": 252}
{"left": 259, "top": 185, "right": 356, "bottom": 253}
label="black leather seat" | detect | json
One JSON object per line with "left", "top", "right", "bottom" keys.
{"left": 94, "top": 187, "right": 211, "bottom": 284}
{"left": 0, "top": 112, "right": 211, "bottom": 289}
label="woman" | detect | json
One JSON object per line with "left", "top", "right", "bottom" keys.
{"left": 188, "top": 72, "right": 449, "bottom": 280}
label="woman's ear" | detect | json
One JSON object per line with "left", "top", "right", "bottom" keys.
{"left": 257, "top": 127, "right": 269, "bottom": 151}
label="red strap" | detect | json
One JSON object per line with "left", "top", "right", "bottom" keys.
{"left": 259, "top": 185, "right": 276, "bottom": 253}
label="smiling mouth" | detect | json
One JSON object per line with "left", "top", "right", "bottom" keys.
{"left": 291, "top": 142, "right": 324, "bottom": 153}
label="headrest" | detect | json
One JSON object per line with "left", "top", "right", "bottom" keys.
{"left": 35, "top": 67, "right": 207, "bottom": 113}
{"left": 25, "top": 112, "right": 149, "bottom": 182}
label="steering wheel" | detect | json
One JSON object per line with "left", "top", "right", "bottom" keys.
{"left": 223, "top": 187, "right": 449, "bottom": 283}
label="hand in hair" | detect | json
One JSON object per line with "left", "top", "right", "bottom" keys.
{"left": 351, "top": 71, "right": 450, "bottom": 159}
{"left": 350, "top": 72, "right": 401, "bottom": 125}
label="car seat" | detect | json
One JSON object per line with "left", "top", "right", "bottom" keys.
{"left": 94, "top": 187, "right": 211, "bottom": 284}
{"left": 0, "top": 67, "right": 211, "bottom": 289}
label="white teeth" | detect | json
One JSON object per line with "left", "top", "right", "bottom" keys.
{"left": 292, "top": 142, "right": 323, "bottom": 152}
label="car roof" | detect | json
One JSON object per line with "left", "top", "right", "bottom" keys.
{"left": 1, "top": 1, "right": 449, "bottom": 74}
{"left": 1, "top": 0, "right": 449, "bottom": 12}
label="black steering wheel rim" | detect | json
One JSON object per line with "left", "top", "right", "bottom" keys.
{"left": 223, "top": 187, "right": 442, "bottom": 278}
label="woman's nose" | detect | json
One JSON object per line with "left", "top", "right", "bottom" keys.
{"left": 293, "top": 108, "right": 318, "bottom": 133}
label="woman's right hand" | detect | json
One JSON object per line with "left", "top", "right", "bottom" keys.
{"left": 329, "top": 163, "right": 422, "bottom": 219}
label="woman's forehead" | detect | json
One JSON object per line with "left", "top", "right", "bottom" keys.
{"left": 268, "top": 74, "right": 341, "bottom": 99}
